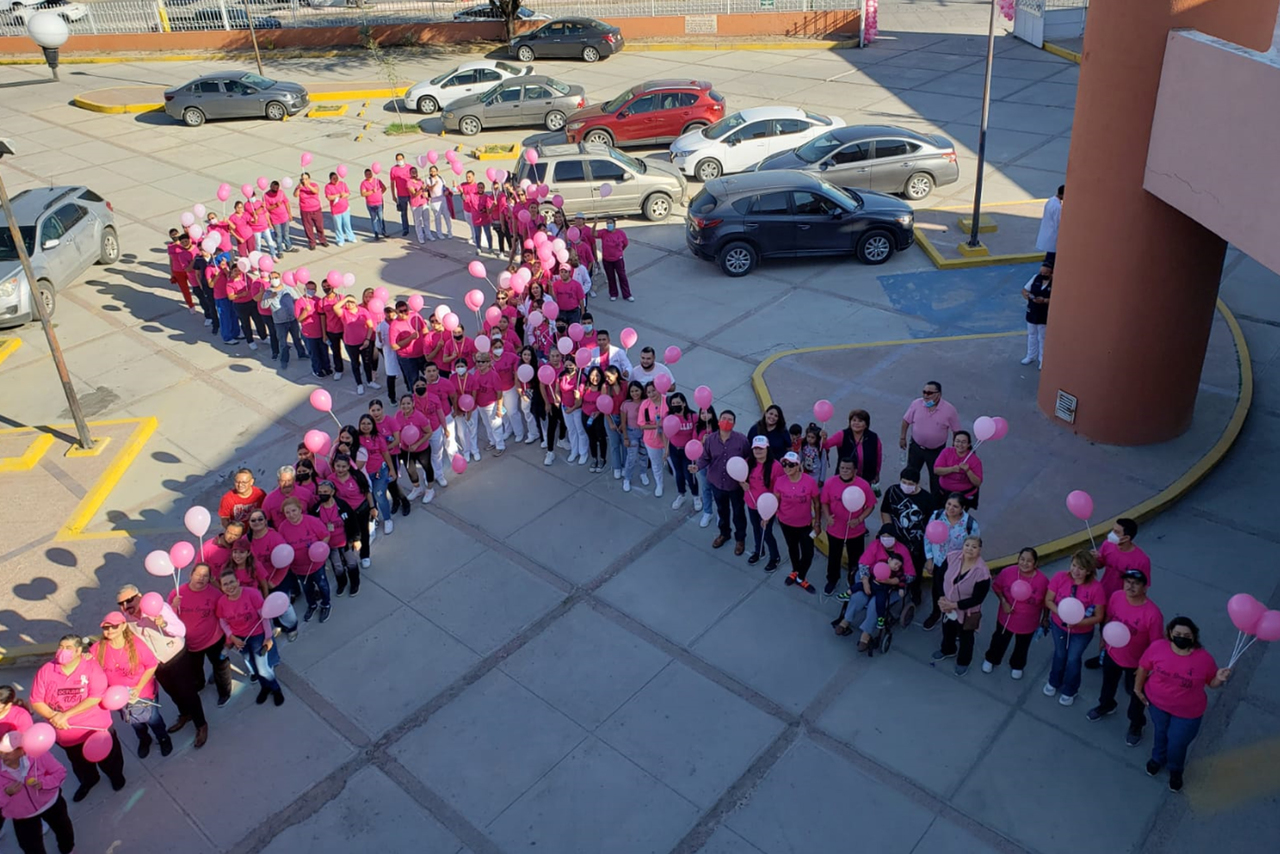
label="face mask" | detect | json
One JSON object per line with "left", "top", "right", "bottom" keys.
{"left": 1171, "top": 636, "right": 1194, "bottom": 650}
{"left": 415, "top": 387, "right": 427, "bottom": 397}
{"left": 456, "top": 367, "right": 467, "bottom": 376}
{"left": 924, "top": 399, "right": 937, "bottom": 409}
{"left": 1106, "top": 532, "right": 1121, "bottom": 545}
{"left": 270, "top": 279, "right": 281, "bottom": 287}
{"left": 880, "top": 536, "right": 895, "bottom": 548}
{"left": 900, "top": 482, "right": 918, "bottom": 494}
{"left": 54, "top": 649, "right": 76, "bottom": 665}
{"left": 319, "top": 493, "right": 333, "bottom": 502}
{"left": 493, "top": 347, "right": 504, "bottom": 357}
{"left": 671, "top": 404, "right": 683, "bottom": 412}
{"left": 718, "top": 419, "right": 734, "bottom": 432}
{"left": 583, "top": 324, "right": 593, "bottom": 333}
{"left": 606, "top": 223, "right": 616, "bottom": 232}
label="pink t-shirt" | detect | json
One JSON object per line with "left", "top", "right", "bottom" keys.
{"left": 600, "top": 228, "right": 628, "bottom": 262}
{"left": 264, "top": 189, "right": 291, "bottom": 225}
{"left": 360, "top": 178, "right": 386, "bottom": 207}
{"left": 902, "top": 398, "right": 961, "bottom": 450}
{"left": 262, "top": 484, "right": 315, "bottom": 529}
{"left": 228, "top": 211, "right": 254, "bottom": 240}
{"left": 168, "top": 583, "right": 224, "bottom": 651}
{"left": 408, "top": 179, "right": 427, "bottom": 208}
{"left": 1097, "top": 541, "right": 1153, "bottom": 601}
{"left": 857, "top": 540, "right": 916, "bottom": 579}
{"left": 472, "top": 368, "right": 502, "bottom": 407}
{"left": 0, "top": 704, "right": 33, "bottom": 739}
{"left": 667, "top": 413, "right": 696, "bottom": 450}
{"left": 639, "top": 399, "right": 667, "bottom": 449}
{"left": 389, "top": 163, "right": 412, "bottom": 197}
{"left": 773, "top": 473, "right": 820, "bottom": 527}
{"left": 820, "top": 475, "right": 875, "bottom": 537}
{"left": 314, "top": 500, "right": 348, "bottom": 549}
{"left": 332, "top": 473, "right": 366, "bottom": 508}
{"left": 247, "top": 198, "right": 270, "bottom": 231}
{"left": 440, "top": 335, "right": 476, "bottom": 370}
{"left": 340, "top": 304, "right": 374, "bottom": 347}
{"left": 297, "top": 295, "right": 326, "bottom": 338}
{"left": 934, "top": 447, "right": 983, "bottom": 495}
{"left": 30, "top": 658, "right": 112, "bottom": 746}
{"left": 216, "top": 588, "right": 266, "bottom": 640}
{"left": 245, "top": 529, "right": 286, "bottom": 586}
{"left": 1139, "top": 640, "right": 1218, "bottom": 718}
{"left": 89, "top": 637, "right": 159, "bottom": 699}
{"left": 1048, "top": 572, "right": 1106, "bottom": 632}
{"left": 1105, "top": 592, "right": 1165, "bottom": 669}
{"left": 321, "top": 292, "right": 344, "bottom": 334}
{"left": 276, "top": 514, "right": 329, "bottom": 577}
{"left": 325, "top": 181, "right": 350, "bottom": 215}
{"left": 296, "top": 181, "right": 322, "bottom": 212}
{"left": 493, "top": 350, "right": 518, "bottom": 391}
{"left": 745, "top": 460, "right": 784, "bottom": 510}
{"left": 582, "top": 388, "right": 603, "bottom": 417}
{"left": 992, "top": 565, "right": 1049, "bottom": 635}
{"left": 552, "top": 277, "right": 585, "bottom": 311}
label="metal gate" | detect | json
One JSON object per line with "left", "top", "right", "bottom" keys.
{"left": 1013, "top": 0, "right": 1045, "bottom": 48}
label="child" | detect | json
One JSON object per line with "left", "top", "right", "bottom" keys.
{"left": 801, "top": 423, "right": 826, "bottom": 483}
{"left": 1021, "top": 263, "right": 1052, "bottom": 369}
{"left": 869, "top": 553, "right": 907, "bottom": 630}
{"left": 789, "top": 423, "right": 803, "bottom": 455}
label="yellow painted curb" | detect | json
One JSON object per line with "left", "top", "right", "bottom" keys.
{"left": 71, "top": 95, "right": 161, "bottom": 115}
{"left": 57, "top": 416, "right": 158, "bottom": 541}
{"left": 1043, "top": 41, "right": 1082, "bottom": 64}
{"left": 751, "top": 303, "right": 1251, "bottom": 570}
{"left": 0, "top": 432, "right": 54, "bottom": 473}
{"left": 914, "top": 198, "right": 1050, "bottom": 269}
{"left": 65, "top": 435, "right": 111, "bottom": 458}
{"left": 0, "top": 337, "right": 21, "bottom": 366}
{"left": 0, "top": 642, "right": 59, "bottom": 669}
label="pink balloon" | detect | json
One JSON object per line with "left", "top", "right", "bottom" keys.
{"left": 184, "top": 506, "right": 211, "bottom": 538}
{"left": 326, "top": 270, "right": 342, "bottom": 288}
{"left": 425, "top": 150, "right": 439, "bottom": 165}
{"left": 304, "top": 429, "right": 330, "bottom": 454}
{"left": 597, "top": 394, "right": 614, "bottom": 415}
{"left": 372, "top": 161, "right": 382, "bottom": 175}
{"left": 757, "top": 492, "right": 779, "bottom": 521}
{"left": 144, "top": 550, "right": 174, "bottom": 578}
{"left": 1102, "top": 621, "right": 1132, "bottom": 648}
{"left": 451, "top": 454, "right": 468, "bottom": 474}
{"left": 565, "top": 226, "right": 580, "bottom": 243}
{"left": 517, "top": 364, "right": 535, "bottom": 384}
{"left": 241, "top": 184, "right": 253, "bottom": 199}
{"left": 552, "top": 194, "right": 564, "bottom": 208}
{"left": 308, "top": 541, "right": 329, "bottom": 564}
{"left": 459, "top": 394, "right": 476, "bottom": 412}
{"left": 485, "top": 167, "right": 497, "bottom": 182}
{"left": 537, "top": 364, "right": 556, "bottom": 385}
{"left": 21, "top": 723, "right": 55, "bottom": 760}
{"left": 515, "top": 267, "right": 532, "bottom": 287}
{"left": 169, "top": 541, "right": 195, "bottom": 570}
{"left": 102, "top": 685, "right": 131, "bottom": 711}
{"left": 271, "top": 543, "right": 296, "bottom": 570}
{"left": 180, "top": 211, "right": 195, "bottom": 228}
{"left": 187, "top": 223, "right": 203, "bottom": 240}
{"left": 1228, "top": 593, "right": 1267, "bottom": 634}
{"left": 528, "top": 310, "right": 544, "bottom": 329}
{"left": 434, "top": 304, "right": 450, "bottom": 321}
{"left": 684, "top": 439, "right": 703, "bottom": 460}
{"left": 841, "top": 486, "right": 866, "bottom": 513}
{"left": 343, "top": 273, "right": 357, "bottom": 289}
{"left": 973, "top": 416, "right": 996, "bottom": 442}
{"left": 445, "top": 149, "right": 458, "bottom": 163}
{"left": 485, "top": 306, "right": 502, "bottom": 327}
{"left": 474, "top": 336, "right": 490, "bottom": 353}
{"left": 417, "top": 154, "right": 429, "bottom": 168}
{"left": 662, "top": 414, "right": 682, "bottom": 438}
{"left": 620, "top": 327, "right": 638, "bottom": 349}
{"left": 726, "top": 456, "right": 748, "bottom": 482}
{"left": 991, "top": 416, "right": 1010, "bottom": 440}
{"left": 337, "top": 164, "right": 348, "bottom": 178}
{"left": 524, "top": 148, "right": 538, "bottom": 165}
{"left": 465, "top": 289, "right": 485, "bottom": 311}
{"left": 451, "top": 162, "right": 463, "bottom": 176}
{"left": 664, "top": 346, "right": 682, "bottom": 364}
{"left": 925, "top": 519, "right": 948, "bottom": 545}
{"left": 1255, "top": 610, "right": 1280, "bottom": 642}
{"left": 139, "top": 591, "right": 164, "bottom": 618}
{"left": 813, "top": 399, "right": 835, "bottom": 423}
{"left": 443, "top": 313, "right": 460, "bottom": 332}
{"left": 373, "top": 286, "right": 389, "bottom": 303}
{"left": 408, "top": 295, "right": 424, "bottom": 312}
{"left": 301, "top": 152, "right": 313, "bottom": 167}
{"left": 261, "top": 591, "right": 290, "bottom": 620}
{"left": 400, "top": 424, "right": 421, "bottom": 447}
{"left": 283, "top": 177, "right": 294, "bottom": 189}
{"left": 873, "top": 562, "right": 892, "bottom": 582}
{"left": 310, "top": 388, "right": 333, "bottom": 413}
{"left": 193, "top": 203, "right": 207, "bottom": 218}
{"left": 258, "top": 256, "right": 275, "bottom": 273}
{"left": 1010, "top": 579, "right": 1033, "bottom": 601}
{"left": 568, "top": 322, "right": 584, "bottom": 342}
{"left": 82, "top": 731, "right": 113, "bottom": 763}
{"left": 517, "top": 209, "right": 532, "bottom": 224}
{"left": 256, "top": 176, "right": 269, "bottom": 191}
{"left": 217, "top": 183, "right": 231, "bottom": 202}
{"left": 557, "top": 337, "right": 573, "bottom": 355}
{"left": 1065, "top": 490, "right": 1094, "bottom": 521}
{"left": 694, "top": 386, "right": 713, "bottom": 410}
{"left": 468, "top": 260, "right": 487, "bottom": 279}
{"left": 599, "top": 183, "right": 613, "bottom": 198}
{"left": 367, "top": 298, "right": 385, "bottom": 315}
{"left": 1057, "top": 596, "right": 1085, "bottom": 626}
{"left": 574, "top": 349, "right": 591, "bottom": 369}
{"left": 654, "top": 373, "right": 673, "bottom": 394}
{"left": 296, "top": 266, "right": 311, "bottom": 284}
{"left": 236, "top": 258, "right": 251, "bottom": 273}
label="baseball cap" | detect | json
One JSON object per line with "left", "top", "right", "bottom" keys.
{"left": 1121, "top": 569, "right": 1148, "bottom": 584}
{"left": 751, "top": 436, "right": 769, "bottom": 449}
{"left": 101, "top": 611, "right": 127, "bottom": 627}
{"left": 782, "top": 451, "right": 801, "bottom": 464}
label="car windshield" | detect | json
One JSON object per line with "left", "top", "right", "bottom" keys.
{"left": 702, "top": 113, "right": 746, "bottom": 140}
{"left": 429, "top": 67, "right": 458, "bottom": 85}
{"left": 479, "top": 82, "right": 503, "bottom": 102}
{"left": 828, "top": 183, "right": 863, "bottom": 210}
{"left": 241, "top": 73, "right": 276, "bottom": 90}
{"left": 610, "top": 149, "right": 644, "bottom": 173}
{"left": 496, "top": 61, "right": 523, "bottom": 75}
{"left": 0, "top": 226, "right": 37, "bottom": 260}
{"left": 601, "top": 88, "right": 634, "bottom": 114}
{"left": 793, "top": 131, "right": 844, "bottom": 164}
{"left": 545, "top": 78, "right": 571, "bottom": 95}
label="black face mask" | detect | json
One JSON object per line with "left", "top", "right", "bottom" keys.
{"left": 297, "top": 471, "right": 311, "bottom": 483}
{"left": 1171, "top": 636, "right": 1194, "bottom": 650}
{"left": 671, "top": 404, "right": 683, "bottom": 412}
{"left": 318, "top": 493, "right": 333, "bottom": 502}
{"left": 453, "top": 334, "right": 463, "bottom": 342}
{"left": 414, "top": 386, "right": 428, "bottom": 396}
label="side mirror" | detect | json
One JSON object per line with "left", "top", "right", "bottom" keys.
{"left": 42, "top": 238, "right": 60, "bottom": 250}
{"left": 726, "top": 138, "right": 738, "bottom": 147}
{"left": 818, "top": 161, "right": 829, "bottom": 170}
{"left": 831, "top": 209, "right": 844, "bottom": 219}
{"left": 620, "top": 172, "right": 634, "bottom": 182}
{"left": 617, "top": 111, "right": 629, "bottom": 119}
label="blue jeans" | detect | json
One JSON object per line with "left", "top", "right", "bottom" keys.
{"left": 243, "top": 632, "right": 280, "bottom": 692}
{"left": 270, "top": 575, "right": 299, "bottom": 632}
{"left": 370, "top": 461, "right": 393, "bottom": 520}
{"left": 605, "top": 415, "right": 624, "bottom": 472}
{"left": 298, "top": 568, "right": 331, "bottom": 610}
{"left": 748, "top": 507, "right": 780, "bottom": 562}
{"left": 306, "top": 334, "right": 330, "bottom": 376}
{"left": 396, "top": 194, "right": 411, "bottom": 234}
{"left": 1148, "top": 702, "right": 1202, "bottom": 773}
{"left": 215, "top": 297, "right": 238, "bottom": 342}
{"left": 623, "top": 428, "right": 645, "bottom": 482}
{"left": 332, "top": 211, "right": 356, "bottom": 244}
{"left": 274, "top": 319, "right": 308, "bottom": 367}
{"left": 120, "top": 701, "right": 168, "bottom": 747}
{"left": 367, "top": 204, "right": 386, "bottom": 238}
{"left": 272, "top": 221, "right": 292, "bottom": 253}
{"left": 1049, "top": 623, "right": 1095, "bottom": 697}
{"left": 472, "top": 221, "right": 491, "bottom": 250}
{"left": 698, "top": 468, "right": 716, "bottom": 520}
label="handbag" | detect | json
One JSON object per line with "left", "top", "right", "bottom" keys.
{"left": 962, "top": 611, "right": 982, "bottom": 632}
{"left": 123, "top": 699, "right": 153, "bottom": 725}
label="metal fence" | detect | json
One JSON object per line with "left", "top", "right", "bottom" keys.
{"left": 0, "top": 0, "right": 854, "bottom": 38}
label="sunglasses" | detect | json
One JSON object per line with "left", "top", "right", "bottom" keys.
{"left": 118, "top": 594, "right": 140, "bottom": 607}
{"left": 101, "top": 623, "right": 122, "bottom": 631}
{"left": 922, "top": 390, "right": 939, "bottom": 396}
{"left": 782, "top": 461, "right": 799, "bottom": 468}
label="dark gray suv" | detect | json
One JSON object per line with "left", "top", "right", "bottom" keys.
{"left": 685, "top": 171, "right": 915, "bottom": 277}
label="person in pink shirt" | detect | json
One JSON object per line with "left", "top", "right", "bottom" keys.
{"left": 1086, "top": 518, "right": 1153, "bottom": 673}
{"left": 1044, "top": 550, "right": 1107, "bottom": 706}
{"left": 29, "top": 636, "right": 125, "bottom": 802}
{"left": 819, "top": 456, "right": 876, "bottom": 596}
{"left": 338, "top": 293, "right": 378, "bottom": 394}
{"left": 774, "top": 450, "right": 822, "bottom": 593}
{"left": 983, "top": 547, "right": 1050, "bottom": 679}
{"left": 821, "top": 409, "right": 883, "bottom": 490}
{"left": 932, "top": 536, "right": 991, "bottom": 674}
{"left": 277, "top": 498, "right": 332, "bottom": 623}
{"left": 636, "top": 381, "right": 667, "bottom": 492}
{"left": 246, "top": 190, "right": 277, "bottom": 258}
{"left": 449, "top": 357, "right": 483, "bottom": 462}
{"left": 389, "top": 152, "right": 413, "bottom": 237}
{"left": 440, "top": 323, "right": 477, "bottom": 375}
{"left": 579, "top": 367, "right": 610, "bottom": 471}
{"left": 227, "top": 200, "right": 256, "bottom": 255}
{"left": 407, "top": 168, "right": 429, "bottom": 244}
{"left": 551, "top": 264, "right": 585, "bottom": 325}
{"left": 471, "top": 181, "right": 494, "bottom": 253}
{"left": 1136, "top": 617, "right": 1231, "bottom": 791}
{"left": 455, "top": 170, "right": 479, "bottom": 228}
{"left": 90, "top": 612, "right": 171, "bottom": 759}
{"left": 392, "top": 394, "right": 438, "bottom": 505}
{"left": 227, "top": 266, "right": 268, "bottom": 350}
{"left": 205, "top": 211, "right": 233, "bottom": 253}
{"left": 199, "top": 520, "right": 243, "bottom": 571}
{"left": 931, "top": 429, "right": 983, "bottom": 508}
{"left": 328, "top": 454, "right": 374, "bottom": 573}
{"left": 742, "top": 436, "right": 783, "bottom": 569}
{"left": 261, "top": 465, "right": 316, "bottom": 529}
{"left": 663, "top": 391, "right": 700, "bottom": 508}
{"left": 1087, "top": 568, "right": 1164, "bottom": 746}
{"left": 319, "top": 280, "right": 347, "bottom": 380}
{"left": 293, "top": 172, "right": 328, "bottom": 250}
{"left": 168, "top": 562, "right": 230, "bottom": 726}
{"left": 216, "top": 570, "right": 284, "bottom": 706}
{"left": 325, "top": 171, "right": 356, "bottom": 245}
{"left": 599, "top": 216, "right": 631, "bottom": 302}
{"left": 360, "top": 168, "right": 388, "bottom": 240}
{"left": 472, "top": 349, "right": 507, "bottom": 456}
{"left": 0, "top": 687, "right": 33, "bottom": 742}
{"left": 263, "top": 179, "right": 293, "bottom": 254}
{"left": 166, "top": 230, "right": 196, "bottom": 311}
{"left": 492, "top": 333, "right": 524, "bottom": 443}
{"left": 357, "top": 413, "right": 398, "bottom": 533}
{"left": 0, "top": 731, "right": 76, "bottom": 853}
{"left": 295, "top": 279, "right": 332, "bottom": 378}
{"left": 899, "top": 380, "right": 961, "bottom": 495}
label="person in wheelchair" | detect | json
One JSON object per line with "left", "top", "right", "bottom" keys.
{"left": 833, "top": 552, "right": 915, "bottom": 652}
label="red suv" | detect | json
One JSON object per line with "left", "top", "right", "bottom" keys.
{"left": 564, "top": 80, "right": 725, "bottom": 148}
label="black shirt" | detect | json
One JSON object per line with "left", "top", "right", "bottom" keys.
{"left": 1025, "top": 273, "right": 1051, "bottom": 325}
{"left": 880, "top": 485, "right": 934, "bottom": 555}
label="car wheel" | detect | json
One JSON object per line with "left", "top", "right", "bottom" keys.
{"left": 35, "top": 280, "right": 56, "bottom": 319}
{"left": 517, "top": 45, "right": 535, "bottom": 62}
{"left": 642, "top": 193, "right": 672, "bottom": 222}
{"left": 416, "top": 95, "right": 438, "bottom": 114}
{"left": 544, "top": 110, "right": 566, "bottom": 131}
{"left": 856, "top": 230, "right": 895, "bottom": 265}
{"left": 583, "top": 129, "right": 612, "bottom": 146}
{"left": 582, "top": 46, "right": 600, "bottom": 63}
{"left": 182, "top": 107, "right": 205, "bottom": 127}
{"left": 98, "top": 227, "right": 120, "bottom": 265}
{"left": 682, "top": 121, "right": 708, "bottom": 135}
{"left": 695, "top": 158, "right": 722, "bottom": 182}
{"left": 903, "top": 172, "right": 934, "bottom": 201}
{"left": 265, "top": 101, "right": 287, "bottom": 121}
{"left": 717, "top": 241, "right": 756, "bottom": 277}
{"left": 458, "top": 116, "right": 482, "bottom": 136}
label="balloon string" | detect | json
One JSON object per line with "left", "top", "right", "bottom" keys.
{"left": 1231, "top": 630, "right": 1243, "bottom": 663}
{"left": 328, "top": 411, "right": 342, "bottom": 428}
{"left": 1229, "top": 636, "right": 1257, "bottom": 668}
{"left": 1083, "top": 521, "right": 1096, "bottom": 551}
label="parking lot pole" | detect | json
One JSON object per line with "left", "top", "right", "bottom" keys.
{"left": 966, "top": 0, "right": 998, "bottom": 248}
{"left": 241, "top": 0, "right": 264, "bottom": 76}
{"left": 0, "top": 167, "right": 95, "bottom": 451}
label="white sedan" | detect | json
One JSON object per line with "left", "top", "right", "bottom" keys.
{"left": 4, "top": 0, "right": 86, "bottom": 23}
{"left": 402, "top": 60, "right": 532, "bottom": 114}
{"left": 669, "top": 107, "right": 846, "bottom": 182}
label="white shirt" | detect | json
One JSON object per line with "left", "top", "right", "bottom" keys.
{"left": 585, "top": 344, "right": 633, "bottom": 380}
{"left": 1036, "top": 196, "right": 1061, "bottom": 252}
{"left": 632, "top": 362, "right": 675, "bottom": 389}
{"left": 572, "top": 264, "right": 592, "bottom": 294}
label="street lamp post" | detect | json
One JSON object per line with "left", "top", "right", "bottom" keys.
{"left": 0, "top": 139, "right": 95, "bottom": 452}
{"left": 966, "top": 0, "right": 999, "bottom": 249}
{"left": 26, "top": 11, "right": 69, "bottom": 81}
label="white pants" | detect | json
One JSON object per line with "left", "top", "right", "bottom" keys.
{"left": 501, "top": 388, "right": 524, "bottom": 440}
{"left": 565, "top": 409, "right": 588, "bottom": 457}
{"left": 429, "top": 425, "right": 449, "bottom": 479}
{"left": 455, "top": 411, "right": 479, "bottom": 456}
{"left": 645, "top": 445, "right": 665, "bottom": 492}
{"left": 517, "top": 389, "right": 538, "bottom": 440}
{"left": 479, "top": 402, "right": 505, "bottom": 450}
{"left": 412, "top": 206, "right": 429, "bottom": 243}
{"left": 1026, "top": 322, "right": 1046, "bottom": 364}
{"left": 429, "top": 199, "right": 451, "bottom": 238}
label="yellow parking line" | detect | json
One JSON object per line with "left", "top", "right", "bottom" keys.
{"left": 0, "top": 337, "right": 21, "bottom": 366}
{"left": 1187, "top": 736, "right": 1280, "bottom": 813}
{"left": 0, "top": 433, "right": 54, "bottom": 473}
{"left": 56, "top": 416, "right": 158, "bottom": 541}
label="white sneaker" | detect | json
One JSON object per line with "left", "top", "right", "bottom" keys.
{"left": 1059, "top": 693, "right": 1076, "bottom": 707}
{"left": 367, "top": 381, "right": 381, "bottom": 390}
{"left": 249, "top": 342, "right": 258, "bottom": 351}
{"left": 623, "top": 479, "right": 631, "bottom": 492}
{"left": 567, "top": 451, "right": 578, "bottom": 463}
{"left": 471, "top": 451, "right": 481, "bottom": 462}
{"left": 405, "top": 486, "right": 424, "bottom": 501}
{"left": 524, "top": 434, "right": 538, "bottom": 444}
{"left": 1043, "top": 683, "right": 1057, "bottom": 697}
{"left": 1020, "top": 356, "right": 1035, "bottom": 365}
{"left": 357, "top": 384, "right": 365, "bottom": 395}
{"left": 613, "top": 469, "right": 622, "bottom": 480}
{"left": 383, "top": 519, "right": 394, "bottom": 535}
{"left": 671, "top": 494, "right": 685, "bottom": 510}
{"left": 361, "top": 558, "right": 371, "bottom": 568}
{"left": 436, "top": 475, "right": 448, "bottom": 488}
{"left": 203, "top": 318, "right": 213, "bottom": 327}
{"left": 558, "top": 439, "right": 571, "bottom": 451}
{"left": 981, "top": 660, "right": 993, "bottom": 674}
{"left": 640, "top": 472, "right": 650, "bottom": 486}
{"left": 544, "top": 451, "right": 555, "bottom": 466}
{"left": 421, "top": 488, "right": 435, "bottom": 505}
{"left": 1011, "top": 669, "right": 1024, "bottom": 680}
{"left": 700, "top": 513, "right": 712, "bottom": 528}
{"left": 655, "top": 484, "right": 664, "bottom": 498}
{"left": 334, "top": 372, "right": 343, "bottom": 382}
{"left": 578, "top": 455, "right": 588, "bottom": 466}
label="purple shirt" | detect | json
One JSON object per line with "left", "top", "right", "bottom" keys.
{"left": 697, "top": 430, "right": 749, "bottom": 491}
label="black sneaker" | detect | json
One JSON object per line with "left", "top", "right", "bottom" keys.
{"left": 72, "top": 781, "right": 98, "bottom": 803}
{"left": 1084, "top": 657, "right": 1102, "bottom": 670}
{"left": 764, "top": 560, "right": 779, "bottom": 573}
{"left": 798, "top": 580, "right": 816, "bottom": 595}
{"left": 875, "top": 616, "right": 885, "bottom": 628}
{"left": 217, "top": 693, "right": 231, "bottom": 708}
{"left": 1086, "top": 705, "right": 1115, "bottom": 722}
{"left": 1146, "top": 760, "right": 1161, "bottom": 777}
{"left": 922, "top": 613, "right": 941, "bottom": 632}
{"left": 256, "top": 685, "right": 272, "bottom": 705}
{"left": 159, "top": 738, "right": 173, "bottom": 757}
{"left": 1125, "top": 727, "right": 1142, "bottom": 747}
{"left": 303, "top": 605, "right": 317, "bottom": 622}
{"left": 110, "top": 776, "right": 126, "bottom": 792}
{"left": 1169, "top": 771, "right": 1183, "bottom": 792}
{"left": 335, "top": 575, "right": 347, "bottom": 596}
{"left": 349, "top": 580, "right": 361, "bottom": 597}
{"left": 137, "top": 738, "right": 152, "bottom": 759}
{"left": 747, "top": 552, "right": 761, "bottom": 565}
{"left": 784, "top": 572, "right": 798, "bottom": 586}
{"left": 931, "top": 650, "right": 955, "bottom": 661}
{"left": 319, "top": 605, "right": 331, "bottom": 623}
{"left": 823, "top": 581, "right": 837, "bottom": 597}
{"left": 401, "top": 501, "right": 411, "bottom": 518}
{"left": 273, "top": 690, "right": 285, "bottom": 707}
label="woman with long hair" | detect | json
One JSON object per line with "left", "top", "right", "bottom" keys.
{"left": 91, "top": 614, "right": 171, "bottom": 758}
{"left": 665, "top": 392, "right": 700, "bottom": 511}
{"left": 357, "top": 413, "right": 398, "bottom": 535}
{"left": 744, "top": 436, "right": 782, "bottom": 570}
{"left": 330, "top": 453, "right": 374, "bottom": 577}
{"left": 581, "top": 366, "right": 608, "bottom": 471}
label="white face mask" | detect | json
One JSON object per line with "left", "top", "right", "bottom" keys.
{"left": 1106, "top": 531, "right": 1122, "bottom": 545}
{"left": 455, "top": 367, "right": 467, "bottom": 376}
{"left": 492, "top": 347, "right": 504, "bottom": 357}
{"left": 900, "top": 482, "right": 917, "bottom": 495}
{"left": 880, "top": 536, "right": 895, "bottom": 548}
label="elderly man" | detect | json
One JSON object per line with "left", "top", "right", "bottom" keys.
{"left": 218, "top": 468, "right": 266, "bottom": 528}
{"left": 117, "top": 584, "right": 209, "bottom": 749}
{"left": 262, "top": 465, "right": 315, "bottom": 528}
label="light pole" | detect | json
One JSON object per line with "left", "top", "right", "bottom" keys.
{"left": 241, "top": 0, "right": 264, "bottom": 76}
{"left": 0, "top": 139, "right": 95, "bottom": 452}
{"left": 966, "top": 0, "right": 999, "bottom": 249}
{"left": 25, "top": 11, "right": 69, "bottom": 81}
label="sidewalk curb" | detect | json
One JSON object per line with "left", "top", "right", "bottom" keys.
{"left": 913, "top": 198, "right": 1049, "bottom": 270}
{"left": 0, "top": 642, "right": 59, "bottom": 670}
{"left": 73, "top": 84, "right": 410, "bottom": 115}
{"left": 750, "top": 300, "right": 1252, "bottom": 572}
{"left": 1042, "top": 41, "right": 1082, "bottom": 63}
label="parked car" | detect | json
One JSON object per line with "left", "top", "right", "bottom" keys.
{"left": 404, "top": 60, "right": 531, "bottom": 114}
{"left": 0, "top": 186, "right": 119, "bottom": 326}
{"left": 565, "top": 80, "right": 725, "bottom": 149}
{"left": 669, "top": 106, "right": 844, "bottom": 182}
{"left": 516, "top": 143, "right": 687, "bottom": 222}
{"left": 754, "top": 125, "right": 959, "bottom": 201}
{"left": 167, "top": 8, "right": 283, "bottom": 31}
{"left": 443, "top": 74, "right": 586, "bottom": 135}
{"left": 685, "top": 171, "right": 914, "bottom": 276}
{"left": 454, "top": 4, "right": 548, "bottom": 22}
{"left": 508, "top": 17, "right": 623, "bottom": 63}
{"left": 163, "top": 72, "right": 308, "bottom": 127}
{"left": 4, "top": 0, "right": 86, "bottom": 24}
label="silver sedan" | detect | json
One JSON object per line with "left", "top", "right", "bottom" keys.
{"left": 442, "top": 75, "right": 587, "bottom": 136}
{"left": 163, "top": 72, "right": 309, "bottom": 127}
